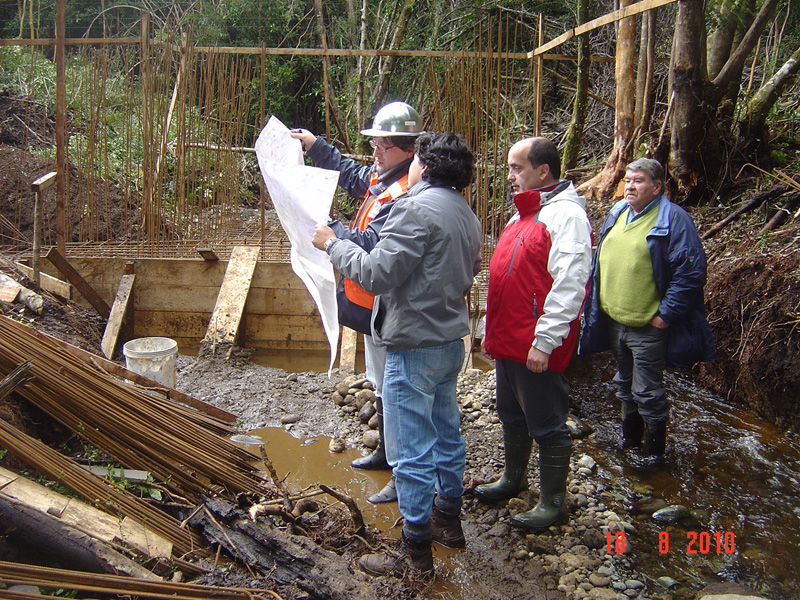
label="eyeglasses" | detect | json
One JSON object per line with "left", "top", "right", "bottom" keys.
{"left": 369, "top": 140, "right": 397, "bottom": 152}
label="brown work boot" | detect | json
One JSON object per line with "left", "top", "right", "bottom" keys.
{"left": 431, "top": 506, "right": 465, "bottom": 548}
{"left": 358, "top": 532, "right": 434, "bottom": 578}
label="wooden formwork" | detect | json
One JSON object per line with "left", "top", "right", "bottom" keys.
{"left": 39, "top": 255, "right": 328, "bottom": 350}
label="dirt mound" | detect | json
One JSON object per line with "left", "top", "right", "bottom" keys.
{"left": 699, "top": 226, "right": 800, "bottom": 428}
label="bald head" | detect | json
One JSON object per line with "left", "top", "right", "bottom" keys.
{"left": 507, "top": 137, "right": 561, "bottom": 194}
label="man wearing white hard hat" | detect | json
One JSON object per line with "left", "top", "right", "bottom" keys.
{"left": 291, "top": 102, "right": 423, "bottom": 504}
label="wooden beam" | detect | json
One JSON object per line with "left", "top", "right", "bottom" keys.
{"left": 339, "top": 327, "right": 358, "bottom": 373}
{"left": 531, "top": 0, "right": 678, "bottom": 56}
{"left": 15, "top": 262, "right": 72, "bottom": 300}
{"left": 201, "top": 246, "right": 260, "bottom": 358}
{"left": 101, "top": 274, "right": 135, "bottom": 359}
{"left": 45, "top": 248, "right": 112, "bottom": 319}
{"left": 196, "top": 248, "right": 219, "bottom": 261}
{"left": 55, "top": 0, "right": 66, "bottom": 254}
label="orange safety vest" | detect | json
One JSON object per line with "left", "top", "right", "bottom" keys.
{"left": 343, "top": 172, "right": 409, "bottom": 309}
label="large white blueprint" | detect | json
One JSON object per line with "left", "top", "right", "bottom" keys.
{"left": 254, "top": 116, "right": 340, "bottom": 373}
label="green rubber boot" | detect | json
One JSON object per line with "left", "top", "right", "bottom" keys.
{"left": 512, "top": 445, "right": 570, "bottom": 530}
{"left": 474, "top": 426, "right": 532, "bottom": 503}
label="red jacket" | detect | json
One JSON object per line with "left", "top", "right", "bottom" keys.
{"left": 484, "top": 182, "right": 592, "bottom": 372}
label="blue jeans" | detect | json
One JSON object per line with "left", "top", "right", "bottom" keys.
{"left": 608, "top": 320, "right": 670, "bottom": 424}
{"left": 382, "top": 340, "right": 465, "bottom": 529}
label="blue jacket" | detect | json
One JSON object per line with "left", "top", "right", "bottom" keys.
{"left": 578, "top": 195, "right": 715, "bottom": 368}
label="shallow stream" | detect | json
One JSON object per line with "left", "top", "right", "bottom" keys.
{"left": 237, "top": 349, "right": 800, "bottom": 599}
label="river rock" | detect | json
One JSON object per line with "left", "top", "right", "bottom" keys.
{"left": 655, "top": 576, "right": 678, "bottom": 589}
{"left": 652, "top": 504, "right": 691, "bottom": 523}
{"left": 526, "top": 534, "right": 557, "bottom": 555}
{"left": 581, "top": 528, "right": 606, "bottom": 550}
{"left": 360, "top": 429, "right": 380, "bottom": 449}
{"left": 577, "top": 455, "right": 596, "bottom": 470}
{"left": 367, "top": 413, "right": 379, "bottom": 429}
{"left": 587, "top": 588, "right": 617, "bottom": 600}
{"left": 328, "top": 438, "right": 345, "bottom": 453}
{"left": 354, "top": 388, "right": 375, "bottom": 406}
{"left": 358, "top": 401, "right": 376, "bottom": 423}
{"left": 589, "top": 573, "right": 610, "bottom": 587}
{"left": 280, "top": 413, "right": 301, "bottom": 424}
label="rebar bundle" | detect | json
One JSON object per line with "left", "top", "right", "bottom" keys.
{"left": 0, "top": 315, "right": 273, "bottom": 520}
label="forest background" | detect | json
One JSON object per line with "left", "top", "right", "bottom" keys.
{"left": 0, "top": 0, "right": 799, "bottom": 429}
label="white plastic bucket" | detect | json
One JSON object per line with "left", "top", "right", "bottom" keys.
{"left": 122, "top": 337, "right": 178, "bottom": 388}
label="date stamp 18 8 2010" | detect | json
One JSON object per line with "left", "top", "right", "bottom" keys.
{"left": 605, "top": 531, "right": 736, "bottom": 555}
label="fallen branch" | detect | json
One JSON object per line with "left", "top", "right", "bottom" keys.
{"left": 759, "top": 193, "right": 800, "bottom": 234}
{"left": 319, "top": 484, "right": 366, "bottom": 537}
{"left": 192, "top": 498, "right": 376, "bottom": 600}
{"left": 702, "top": 184, "right": 789, "bottom": 239}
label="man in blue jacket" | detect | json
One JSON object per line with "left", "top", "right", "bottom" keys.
{"left": 579, "top": 158, "right": 714, "bottom": 462}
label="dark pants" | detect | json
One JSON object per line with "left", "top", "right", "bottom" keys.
{"left": 608, "top": 320, "right": 670, "bottom": 424}
{"left": 495, "top": 358, "right": 571, "bottom": 447}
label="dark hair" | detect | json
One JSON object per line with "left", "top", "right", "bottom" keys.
{"left": 387, "top": 135, "right": 418, "bottom": 152}
{"left": 626, "top": 157, "right": 664, "bottom": 186}
{"left": 526, "top": 137, "right": 561, "bottom": 180}
{"left": 415, "top": 132, "right": 474, "bottom": 189}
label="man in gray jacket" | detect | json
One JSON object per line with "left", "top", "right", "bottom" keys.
{"left": 312, "top": 132, "right": 481, "bottom": 577}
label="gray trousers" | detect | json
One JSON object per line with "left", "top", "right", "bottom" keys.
{"left": 608, "top": 319, "right": 670, "bottom": 424}
{"left": 495, "top": 358, "right": 571, "bottom": 447}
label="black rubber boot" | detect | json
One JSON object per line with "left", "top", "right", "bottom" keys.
{"left": 351, "top": 397, "right": 390, "bottom": 470}
{"left": 622, "top": 410, "right": 645, "bottom": 449}
{"left": 474, "top": 426, "right": 532, "bottom": 503}
{"left": 511, "top": 445, "right": 570, "bottom": 530}
{"left": 643, "top": 420, "right": 667, "bottom": 459}
{"left": 368, "top": 475, "right": 397, "bottom": 504}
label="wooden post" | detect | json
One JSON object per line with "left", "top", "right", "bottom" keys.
{"left": 339, "top": 327, "right": 358, "bottom": 373}
{"left": 30, "top": 172, "right": 57, "bottom": 288}
{"left": 55, "top": 0, "right": 66, "bottom": 254}
{"left": 534, "top": 12, "right": 544, "bottom": 136}
{"left": 46, "top": 248, "right": 112, "bottom": 319}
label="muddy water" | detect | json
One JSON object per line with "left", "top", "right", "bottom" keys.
{"left": 240, "top": 349, "right": 800, "bottom": 598}
{"left": 576, "top": 369, "right": 800, "bottom": 600}
{"left": 230, "top": 427, "right": 398, "bottom": 531}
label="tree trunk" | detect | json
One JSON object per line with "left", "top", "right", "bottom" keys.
{"left": 371, "top": 0, "right": 416, "bottom": 112}
{"left": 634, "top": 8, "right": 657, "bottom": 144}
{"left": 355, "top": 0, "right": 367, "bottom": 129}
{"left": 742, "top": 42, "right": 800, "bottom": 147}
{"left": 596, "top": 0, "right": 637, "bottom": 200}
{"left": 669, "top": 0, "right": 708, "bottom": 198}
{"left": 562, "top": 0, "right": 591, "bottom": 172}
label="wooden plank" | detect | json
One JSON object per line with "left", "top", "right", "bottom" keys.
{"left": 201, "top": 246, "right": 260, "bottom": 356}
{"left": 339, "top": 327, "right": 358, "bottom": 373}
{"left": 0, "top": 286, "right": 19, "bottom": 303}
{"left": 532, "top": 0, "right": 677, "bottom": 56}
{"left": 46, "top": 248, "right": 111, "bottom": 318}
{"left": 196, "top": 248, "right": 219, "bottom": 261}
{"left": 14, "top": 262, "right": 73, "bottom": 299}
{"left": 31, "top": 171, "right": 57, "bottom": 192}
{"left": 101, "top": 274, "right": 135, "bottom": 359}
{"left": 132, "top": 285, "right": 316, "bottom": 315}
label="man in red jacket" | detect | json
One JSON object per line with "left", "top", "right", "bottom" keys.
{"left": 475, "top": 137, "right": 592, "bottom": 530}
